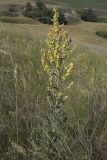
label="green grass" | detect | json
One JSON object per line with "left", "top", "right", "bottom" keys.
{"left": 97, "top": 17, "right": 107, "bottom": 23}
{"left": 0, "top": 11, "right": 12, "bottom": 17}
{"left": 1, "top": 0, "right": 107, "bottom": 10}
{"left": 0, "top": 16, "right": 41, "bottom": 24}
{"left": 0, "top": 30, "right": 107, "bottom": 159}
{"left": 51, "top": 0, "right": 107, "bottom": 10}
{"left": 96, "top": 30, "right": 107, "bottom": 39}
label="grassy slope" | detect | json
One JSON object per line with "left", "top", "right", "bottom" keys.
{"left": 0, "top": 0, "right": 107, "bottom": 10}
{"left": 0, "top": 0, "right": 34, "bottom": 5}
{"left": 0, "top": 1, "right": 107, "bottom": 159}
{"left": 0, "top": 0, "right": 107, "bottom": 53}
{"left": 0, "top": 21, "right": 107, "bottom": 54}
{"left": 68, "top": 22, "right": 107, "bottom": 48}
{"left": 0, "top": 16, "right": 41, "bottom": 25}
{"left": 51, "top": 0, "right": 107, "bottom": 10}
{"left": 0, "top": 26, "right": 107, "bottom": 160}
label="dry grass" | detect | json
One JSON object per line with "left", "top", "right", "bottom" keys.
{"left": 0, "top": 1, "right": 107, "bottom": 159}
{"left": 0, "top": 0, "right": 107, "bottom": 51}
{"left": 0, "top": 16, "right": 41, "bottom": 25}
{"left": 0, "top": 29, "right": 107, "bottom": 160}
{"left": 0, "top": 20, "right": 107, "bottom": 52}
{"left": 68, "top": 21, "right": 107, "bottom": 48}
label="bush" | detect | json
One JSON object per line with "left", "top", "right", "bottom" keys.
{"left": 23, "top": 1, "right": 67, "bottom": 24}
{"left": 81, "top": 8, "right": 97, "bottom": 22}
{"left": 96, "top": 31, "right": 107, "bottom": 39}
{"left": 58, "top": 10, "right": 67, "bottom": 24}
{"left": 36, "top": 0, "right": 47, "bottom": 11}
{"left": 32, "top": 8, "right": 67, "bottom": 24}
{"left": 35, "top": 0, "right": 67, "bottom": 24}
{"left": 23, "top": 2, "right": 32, "bottom": 17}
{"left": 9, "top": 5, "right": 16, "bottom": 12}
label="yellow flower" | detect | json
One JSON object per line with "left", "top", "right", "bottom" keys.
{"left": 64, "top": 96, "right": 69, "bottom": 101}
{"left": 65, "top": 81, "right": 74, "bottom": 90}
{"left": 63, "top": 63, "right": 74, "bottom": 80}
{"left": 41, "top": 8, "right": 75, "bottom": 103}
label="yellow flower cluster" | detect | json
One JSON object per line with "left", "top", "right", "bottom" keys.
{"left": 41, "top": 9, "right": 75, "bottom": 142}
{"left": 63, "top": 63, "right": 74, "bottom": 80}
{"left": 53, "top": 8, "right": 60, "bottom": 33}
{"left": 41, "top": 8, "right": 75, "bottom": 95}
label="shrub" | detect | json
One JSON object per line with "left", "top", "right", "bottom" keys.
{"left": 32, "top": 8, "right": 67, "bottom": 24}
{"left": 36, "top": 0, "right": 47, "bottom": 11}
{"left": 23, "top": 2, "right": 32, "bottom": 17}
{"left": 58, "top": 10, "right": 67, "bottom": 24}
{"left": 23, "top": 1, "right": 67, "bottom": 24}
{"left": 81, "top": 8, "right": 97, "bottom": 22}
{"left": 9, "top": 5, "right": 16, "bottom": 12}
{"left": 96, "top": 30, "right": 107, "bottom": 39}
{"left": 35, "top": 1, "right": 67, "bottom": 24}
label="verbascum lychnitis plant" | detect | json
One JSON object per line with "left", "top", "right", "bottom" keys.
{"left": 41, "top": 8, "right": 75, "bottom": 159}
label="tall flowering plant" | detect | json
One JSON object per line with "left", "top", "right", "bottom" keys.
{"left": 41, "top": 8, "right": 75, "bottom": 158}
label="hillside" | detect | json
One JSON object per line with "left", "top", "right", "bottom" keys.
{"left": 0, "top": 1, "right": 107, "bottom": 160}
{"left": 0, "top": 21, "right": 107, "bottom": 53}
{"left": 49, "top": 0, "right": 107, "bottom": 10}
{"left": 1, "top": 0, "right": 107, "bottom": 10}
{"left": 0, "top": 0, "right": 107, "bottom": 53}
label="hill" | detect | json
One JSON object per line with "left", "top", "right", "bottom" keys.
{"left": 0, "top": 0, "right": 107, "bottom": 10}
{"left": 0, "top": 0, "right": 107, "bottom": 53}
{"left": 49, "top": 0, "right": 107, "bottom": 10}
{"left": 0, "top": 1, "right": 107, "bottom": 159}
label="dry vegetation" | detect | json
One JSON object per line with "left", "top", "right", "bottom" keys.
{"left": 0, "top": 26, "right": 107, "bottom": 159}
{"left": 0, "top": 1, "right": 107, "bottom": 160}
{"left": 0, "top": 21, "right": 107, "bottom": 52}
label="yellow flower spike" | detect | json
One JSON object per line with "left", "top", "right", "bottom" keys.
{"left": 41, "top": 9, "right": 76, "bottom": 150}
{"left": 41, "top": 8, "right": 75, "bottom": 113}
